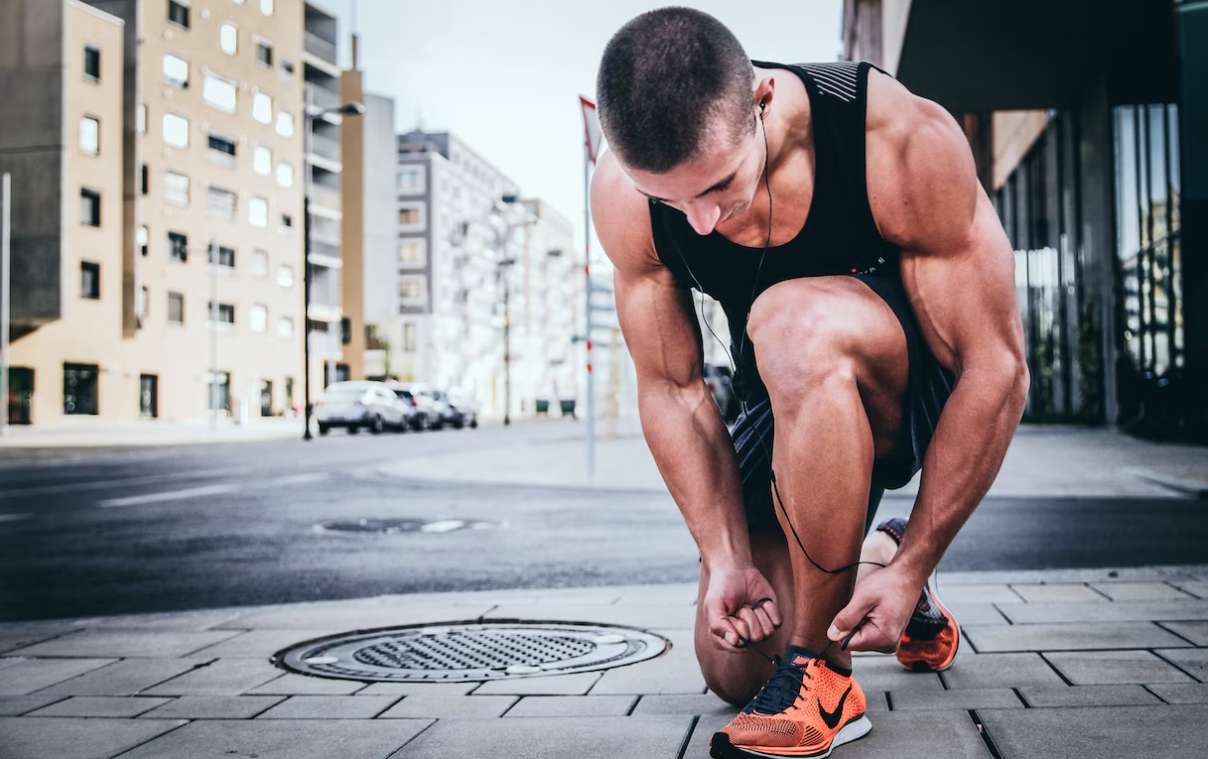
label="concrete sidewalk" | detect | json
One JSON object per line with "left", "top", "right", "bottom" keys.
{"left": 3, "top": 566, "right": 1208, "bottom": 758}
{"left": 0, "top": 417, "right": 304, "bottom": 449}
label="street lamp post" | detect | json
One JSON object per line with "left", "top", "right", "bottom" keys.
{"left": 302, "top": 100, "right": 364, "bottom": 442}
{"left": 498, "top": 257, "right": 516, "bottom": 425}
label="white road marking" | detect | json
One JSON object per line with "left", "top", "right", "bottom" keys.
{"left": 421, "top": 519, "right": 466, "bottom": 533}
{"left": 99, "top": 483, "right": 238, "bottom": 508}
{"left": 267, "top": 473, "right": 330, "bottom": 487}
{"left": 0, "top": 467, "right": 243, "bottom": 499}
{"left": 0, "top": 513, "right": 31, "bottom": 523}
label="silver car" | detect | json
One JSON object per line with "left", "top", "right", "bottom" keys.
{"left": 315, "top": 381, "right": 408, "bottom": 435}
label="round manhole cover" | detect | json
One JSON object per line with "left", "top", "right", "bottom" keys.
{"left": 272, "top": 622, "right": 670, "bottom": 682}
{"left": 313, "top": 518, "right": 495, "bottom": 534}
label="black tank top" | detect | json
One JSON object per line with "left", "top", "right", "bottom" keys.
{"left": 649, "top": 60, "right": 898, "bottom": 403}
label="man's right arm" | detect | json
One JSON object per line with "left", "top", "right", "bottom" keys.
{"left": 591, "top": 153, "right": 780, "bottom": 649}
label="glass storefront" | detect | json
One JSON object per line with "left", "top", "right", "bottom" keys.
{"left": 993, "top": 111, "right": 1102, "bottom": 422}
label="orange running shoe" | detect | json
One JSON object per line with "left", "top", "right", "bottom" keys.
{"left": 710, "top": 646, "right": 871, "bottom": 758}
{"left": 875, "top": 518, "right": 960, "bottom": 672}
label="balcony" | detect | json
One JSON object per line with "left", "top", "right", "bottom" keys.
{"left": 307, "top": 185, "right": 340, "bottom": 214}
{"left": 309, "top": 132, "right": 341, "bottom": 162}
{"left": 304, "top": 31, "right": 337, "bottom": 65}
{"left": 304, "top": 82, "right": 340, "bottom": 113}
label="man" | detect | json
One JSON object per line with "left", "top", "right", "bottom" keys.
{"left": 590, "top": 7, "right": 1028, "bottom": 758}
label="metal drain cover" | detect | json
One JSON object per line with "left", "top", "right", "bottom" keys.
{"left": 313, "top": 518, "right": 495, "bottom": 534}
{"left": 273, "top": 621, "right": 670, "bottom": 682}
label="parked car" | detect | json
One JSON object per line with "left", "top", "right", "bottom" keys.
{"left": 386, "top": 382, "right": 436, "bottom": 431}
{"left": 703, "top": 364, "right": 739, "bottom": 423}
{"left": 315, "top": 381, "right": 408, "bottom": 435}
{"left": 442, "top": 391, "right": 479, "bottom": 429}
{"left": 428, "top": 389, "right": 468, "bottom": 429}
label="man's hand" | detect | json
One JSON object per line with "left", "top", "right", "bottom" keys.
{"left": 826, "top": 565, "right": 922, "bottom": 653}
{"left": 702, "top": 564, "right": 783, "bottom": 653}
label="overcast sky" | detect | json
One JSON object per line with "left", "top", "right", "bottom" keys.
{"left": 313, "top": 0, "right": 843, "bottom": 249}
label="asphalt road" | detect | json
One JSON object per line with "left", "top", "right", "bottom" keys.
{"left": 1, "top": 424, "right": 1206, "bottom": 621}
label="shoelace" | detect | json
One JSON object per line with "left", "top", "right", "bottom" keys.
{"left": 746, "top": 656, "right": 815, "bottom": 714}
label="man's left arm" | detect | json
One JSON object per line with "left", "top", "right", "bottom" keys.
{"left": 829, "top": 93, "right": 1030, "bottom": 651}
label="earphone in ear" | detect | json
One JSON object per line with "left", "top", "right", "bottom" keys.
{"left": 759, "top": 101, "right": 767, "bottom": 115}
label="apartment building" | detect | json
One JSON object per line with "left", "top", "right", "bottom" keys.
{"left": 1, "top": 0, "right": 310, "bottom": 425}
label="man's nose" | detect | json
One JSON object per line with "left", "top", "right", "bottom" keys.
{"left": 685, "top": 202, "right": 721, "bottom": 236}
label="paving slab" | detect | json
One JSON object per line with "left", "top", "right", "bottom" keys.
{"left": 64, "top": 608, "right": 244, "bottom": 630}
{"left": 256, "top": 694, "right": 398, "bottom": 719}
{"left": 1045, "top": 650, "right": 1193, "bottom": 685}
{"left": 589, "top": 652, "right": 707, "bottom": 695}
{"left": 685, "top": 709, "right": 992, "bottom": 759}
{"left": 0, "top": 628, "right": 77, "bottom": 655}
{"left": 1090, "top": 581, "right": 1196, "bottom": 601}
{"left": 0, "top": 716, "right": 187, "bottom": 759}
{"left": 996, "top": 599, "right": 1208, "bottom": 624}
{"left": 483, "top": 603, "right": 696, "bottom": 629}
{"left": 215, "top": 603, "right": 492, "bottom": 630}
{"left": 853, "top": 654, "right": 945, "bottom": 692}
{"left": 940, "top": 652, "right": 1067, "bottom": 689}
{"left": 979, "top": 705, "right": 1208, "bottom": 759}
{"left": 474, "top": 672, "right": 602, "bottom": 695}
{"left": 964, "top": 622, "right": 1189, "bottom": 652}
{"left": 1170, "top": 580, "right": 1208, "bottom": 599}
{"left": 631, "top": 692, "right": 737, "bottom": 716}
{"left": 248, "top": 673, "right": 366, "bottom": 695}
{"left": 1017, "top": 685, "right": 1161, "bottom": 707}
{"left": 1147, "top": 683, "right": 1208, "bottom": 704}
{"left": 0, "top": 694, "right": 70, "bottom": 716}
{"left": 39, "top": 658, "right": 203, "bottom": 696}
{"left": 608, "top": 583, "right": 699, "bottom": 606}
{"left": 143, "top": 657, "right": 284, "bottom": 695}
{"left": 504, "top": 694, "right": 637, "bottom": 717}
{"left": 378, "top": 693, "right": 517, "bottom": 718}
{"left": 5, "top": 629, "right": 241, "bottom": 658}
{"left": 888, "top": 687, "right": 1022, "bottom": 711}
{"left": 356, "top": 681, "right": 480, "bottom": 696}
{"left": 931, "top": 583, "right": 1021, "bottom": 605}
{"left": 391, "top": 714, "right": 691, "bottom": 759}
{"left": 1157, "top": 648, "right": 1208, "bottom": 681}
{"left": 182, "top": 628, "right": 344, "bottom": 659}
{"left": 28, "top": 695, "right": 172, "bottom": 718}
{"left": 1010, "top": 583, "right": 1107, "bottom": 602}
{"left": 137, "top": 695, "right": 285, "bottom": 719}
{"left": 116, "top": 718, "right": 433, "bottom": 759}
{"left": 1160, "top": 620, "right": 1208, "bottom": 645}
{"left": 0, "top": 657, "right": 116, "bottom": 696}
{"left": 939, "top": 601, "right": 1010, "bottom": 624}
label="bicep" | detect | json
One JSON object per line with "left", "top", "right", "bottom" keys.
{"left": 614, "top": 266, "right": 704, "bottom": 389}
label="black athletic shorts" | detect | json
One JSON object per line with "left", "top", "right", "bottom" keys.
{"left": 729, "top": 272, "right": 955, "bottom": 534}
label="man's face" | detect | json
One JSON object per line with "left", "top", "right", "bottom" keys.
{"left": 623, "top": 114, "right": 764, "bottom": 237}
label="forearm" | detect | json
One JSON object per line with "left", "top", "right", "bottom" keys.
{"left": 637, "top": 379, "right": 752, "bottom": 569}
{"left": 892, "top": 364, "right": 1028, "bottom": 581}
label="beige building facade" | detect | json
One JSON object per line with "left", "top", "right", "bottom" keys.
{"left": 3, "top": 0, "right": 308, "bottom": 425}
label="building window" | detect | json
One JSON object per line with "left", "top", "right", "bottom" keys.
{"left": 249, "top": 196, "right": 268, "bottom": 227}
{"left": 80, "top": 116, "right": 99, "bottom": 156}
{"left": 168, "top": 231, "right": 188, "bottom": 261}
{"left": 203, "top": 73, "right": 237, "bottom": 113}
{"left": 139, "top": 374, "right": 158, "bottom": 418}
{"left": 163, "top": 53, "right": 189, "bottom": 88}
{"left": 281, "top": 60, "right": 294, "bottom": 76}
{"left": 137, "top": 225, "right": 149, "bottom": 257}
{"left": 208, "top": 243, "right": 235, "bottom": 268}
{"left": 250, "top": 304, "right": 268, "bottom": 332}
{"left": 250, "top": 249, "right": 269, "bottom": 276}
{"left": 252, "top": 91, "right": 272, "bottom": 124}
{"left": 80, "top": 261, "right": 100, "bottom": 299}
{"left": 63, "top": 363, "right": 99, "bottom": 415}
{"left": 167, "top": 0, "right": 190, "bottom": 29}
{"left": 253, "top": 145, "right": 272, "bottom": 175}
{"left": 219, "top": 22, "right": 237, "bottom": 55}
{"left": 397, "top": 165, "right": 426, "bottom": 194}
{"left": 207, "top": 133, "right": 237, "bottom": 164}
{"left": 398, "top": 238, "right": 426, "bottom": 268}
{"left": 136, "top": 284, "right": 149, "bottom": 323}
{"left": 80, "top": 188, "right": 101, "bottom": 226}
{"left": 277, "top": 316, "right": 294, "bottom": 338}
{"left": 207, "top": 186, "right": 237, "bottom": 220}
{"left": 398, "top": 203, "right": 425, "bottom": 231}
{"left": 208, "top": 301, "right": 235, "bottom": 325}
{"left": 259, "top": 379, "right": 273, "bottom": 416}
{"left": 255, "top": 39, "right": 273, "bottom": 66}
{"left": 168, "top": 291, "right": 185, "bottom": 323}
{"left": 207, "top": 371, "right": 231, "bottom": 413}
{"left": 275, "top": 161, "right": 293, "bottom": 187}
{"left": 277, "top": 264, "right": 294, "bottom": 288}
{"left": 260, "top": 0, "right": 273, "bottom": 16}
{"left": 403, "top": 321, "right": 416, "bottom": 352}
{"left": 136, "top": 103, "right": 147, "bottom": 134}
{"left": 83, "top": 45, "right": 100, "bottom": 80}
{"left": 280, "top": 213, "right": 293, "bottom": 229}
{"left": 399, "top": 275, "right": 427, "bottom": 307}
{"left": 162, "top": 112, "right": 189, "bottom": 148}
{"left": 140, "top": 163, "right": 149, "bottom": 195}
{"left": 274, "top": 110, "right": 293, "bottom": 137}
{"left": 340, "top": 317, "right": 351, "bottom": 345}
{"left": 164, "top": 171, "right": 190, "bottom": 207}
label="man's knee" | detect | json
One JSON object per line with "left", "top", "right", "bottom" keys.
{"left": 695, "top": 645, "right": 768, "bottom": 707}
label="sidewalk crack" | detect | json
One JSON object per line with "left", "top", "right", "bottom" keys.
{"left": 968, "top": 709, "right": 1005, "bottom": 759}
{"left": 674, "top": 715, "right": 700, "bottom": 759}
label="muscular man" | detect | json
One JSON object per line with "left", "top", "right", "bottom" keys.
{"left": 590, "top": 8, "right": 1028, "bottom": 758}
